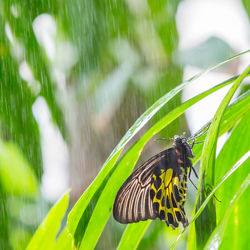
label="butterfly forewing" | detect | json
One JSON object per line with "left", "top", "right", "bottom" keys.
{"left": 113, "top": 151, "right": 168, "bottom": 223}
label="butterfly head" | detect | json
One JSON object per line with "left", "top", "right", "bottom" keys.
{"left": 173, "top": 136, "right": 194, "bottom": 158}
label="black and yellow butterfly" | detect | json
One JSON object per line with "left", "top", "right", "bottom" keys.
{"left": 113, "top": 135, "right": 200, "bottom": 229}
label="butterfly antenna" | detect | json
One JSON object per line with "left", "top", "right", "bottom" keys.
{"left": 196, "top": 123, "right": 210, "bottom": 137}
{"left": 188, "top": 123, "right": 211, "bottom": 142}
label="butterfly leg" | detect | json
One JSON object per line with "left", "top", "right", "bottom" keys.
{"left": 188, "top": 177, "right": 198, "bottom": 190}
{"left": 206, "top": 184, "right": 221, "bottom": 203}
{"left": 188, "top": 167, "right": 198, "bottom": 190}
{"left": 193, "top": 140, "right": 205, "bottom": 145}
{"left": 190, "top": 166, "right": 198, "bottom": 178}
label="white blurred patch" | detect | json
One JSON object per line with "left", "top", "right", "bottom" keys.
{"left": 54, "top": 41, "right": 78, "bottom": 72}
{"left": 33, "top": 13, "right": 78, "bottom": 94}
{"left": 19, "top": 61, "right": 41, "bottom": 95}
{"left": 176, "top": 0, "right": 249, "bottom": 51}
{"left": 32, "top": 97, "right": 69, "bottom": 202}
{"left": 182, "top": 67, "right": 232, "bottom": 133}
{"left": 10, "top": 4, "right": 19, "bottom": 18}
{"left": 33, "top": 14, "right": 57, "bottom": 61}
{"left": 5, "top": 23, "right": 14, "bottom": 44}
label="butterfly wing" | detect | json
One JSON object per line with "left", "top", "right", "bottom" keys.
{"left": 113, "top": 150, "right": 168, "bottom": 223}
{"left": 113, "top": 148, "right": 189, "bottom": 228}
{"left": 150, "top": 169, "right": 188, "bottom": 228}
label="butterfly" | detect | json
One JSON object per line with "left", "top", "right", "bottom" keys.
{"left": 113, "top": 134, "right": 203, "bottom": 229}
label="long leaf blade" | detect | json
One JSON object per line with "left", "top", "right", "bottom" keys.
{"left": 171, "top": 151, "right": 250, "bottom": 250}
{"left": 193, "top": 64, "right": 250, "bottom": 248}
{"left": 204, "top": 174, "right": 250, "bottom": 250}
{"left": 26, "top": 191, "right": 70, "bottom": 250}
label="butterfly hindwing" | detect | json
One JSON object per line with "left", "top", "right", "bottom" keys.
{"left": 178, "top": 166, "right": 188, "bottom": 209}
{"left": 150, "top": 164, "right": 188, "bottom": 228}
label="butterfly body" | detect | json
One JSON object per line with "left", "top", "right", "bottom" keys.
{"left": 113, "top": 136, "right": 195, "bottom": 229}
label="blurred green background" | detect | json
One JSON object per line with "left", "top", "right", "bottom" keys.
{"left": 0, "top": 0, "right": 249, "bottom": 249}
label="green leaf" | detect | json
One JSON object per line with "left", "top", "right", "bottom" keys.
{"left": 26, "top": 191, "right": 70, "bottom": 250}
{"left": 67, "top": 149, "right": 122, "bottom": 236}
{"left": 0, "top": 22, "right": 43, "bottom": 179}
{"left": 216, "top": 111, "right": 250, "bottom": 221}
{"left": 2, "top": 1, "right": 67, "bottom": 139}
{"left": 217, "top": 184, "right": 249, "bottom": 249}
{"left": 194, "top": 64, "right": 250, "bottom": 249}
{"left": 186, "top": 93, "right": 249, "bottom": 250}
{"left": 117, "top": 221, "right": 151, "bottom": 250}
{"left": 204, "top": 174, "right": 250, "bottom": 250}
{"left": 78, "top": 75, "right": 237, "bottom": 249}
{"left": 193, "top": 152, "right": 249, "bottom": 224}
{"left": 220, "top": 90, "right": 250, "bottom": 134}
{"left": 171, "top": 152, "right": 250, "bottom": 250}
{"left": 192, "top": 90, "right": 250, "bottom": 159}
{"left": 0, "top": 140, "right": 38, "bottom": 197}
{"left": 54, "top": 228, "right": 74, "bottom": 250}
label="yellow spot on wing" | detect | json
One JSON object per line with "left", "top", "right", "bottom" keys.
{"left": 164, "top": 169, "right": 173, "bottom": 187}
{"left": 173, "top": 177, "right": 178, "bottom": 186}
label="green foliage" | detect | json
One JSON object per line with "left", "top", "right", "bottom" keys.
{"left": 118, "top": 220, "right": 151, "bottom": 250}
{"left": 27, "top": 57, "right": 250, "bottom": 249}
{"left": 0, "top": 17, "right": 43, "bottom": 180}
{"left": 193, "top": 64, "right": 250, "bottom": 249}
{"left": 0, "top": 0, "right": 249, "bottom": 249}
{"left": 2, "top": 0, "right": 67, "bottom": 140}
{"left": 0, "top": 140, "right": 38, "bottom": 197}
{"left": 26, "top": 191, "right": 70, "bottom": 250}
{"left": 205, "top": 174, "right": 250, "bottom": 249}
